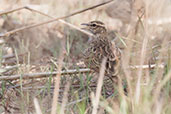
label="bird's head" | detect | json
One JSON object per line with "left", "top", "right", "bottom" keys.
{"left": 81, "top": 21, "right": 107, "bottom": 35}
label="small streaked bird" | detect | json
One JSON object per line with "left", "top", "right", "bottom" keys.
{"left": 81, "top": 21, "right": 121, "bottom": 80}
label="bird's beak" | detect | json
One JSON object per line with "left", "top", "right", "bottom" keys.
{"left": 81, "top": 23, "right": 89, "bottom": 26}
{"left": 81, "top": 23, "right": 89, "bottom": 30}
{"left": 80, "top": 23, "right": 94, "bottom": 37}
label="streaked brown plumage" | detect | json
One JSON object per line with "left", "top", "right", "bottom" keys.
{"left": 81, "top": 21, "right": 121, "bottom": 78}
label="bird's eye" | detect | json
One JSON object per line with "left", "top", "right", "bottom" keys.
{"left": 91, "top": 24, "right": 96, "bottom": 27}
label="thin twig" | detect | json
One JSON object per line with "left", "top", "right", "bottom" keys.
{"left": 0, "top": 6, "right": 26, "bottom": 15}
{"left": 2, "top": 53, "right": 26, "bottom": 59}
{"left": 0, "top": 0, "right": 113, "bottom": 37}
{"left": 25, "top": 6, "right": 93, "bottom": 36}
{"left": 0, "top": 64, "right": 164, "bottom": 81}
{"left": 0, "top": 6, "right": 93, "bottom": 37}
{"left": 0, "top": 68, "right": 92, "bottom": 81}
{"left": 129, "top": 64, "right": 164, "bottom": 69}
{"left": 0, "top": 65, "right": 19, "bottom": 74}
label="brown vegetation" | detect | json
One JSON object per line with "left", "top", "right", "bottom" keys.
{"left": 0, "top": 0, "right": 171, "bottom": 113}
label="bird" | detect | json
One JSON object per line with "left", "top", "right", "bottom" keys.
{"left": 81, "top": 21, "right": 121, "bottom": 80}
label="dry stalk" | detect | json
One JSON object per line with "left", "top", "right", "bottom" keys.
{"left": 50, "top": 41, "right": 65, "bottom": 114}
{"left": 0, "top": 68, "right": 92, "bottom": 81}
{"left": 24, "top": 6, "right": 93, "bottom": 36}
{"left": 51, "top": 53, "right": 64, "bottom": 114}
{"left": 0, "top": 64, "right": 164, "bottom": 81}
{"left": 92, "top": 57, "right": 107, "bottom": 114}
{"left": 152, "top": 70, "right": 171, "bottom": 104}
{"left": 0, "top": 0, "right": 113, "bottom": 38}
{"left": 0, "top": 6, "right": 92, "bottom": 37}
{"left": 60, "top": 81, "right": 70, "bottom": 114}
{"left": 0, "top": 6, "right": 26, "bottom": 15}
{"left": 135, "top": 20, "right": 149, "bottom": 104}
{"left": 34, "top": 97, "right": 43, "bottom": 114}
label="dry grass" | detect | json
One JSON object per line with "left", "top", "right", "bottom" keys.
{"left": 0, "top": 0, "right": 171, "bottom": 114}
